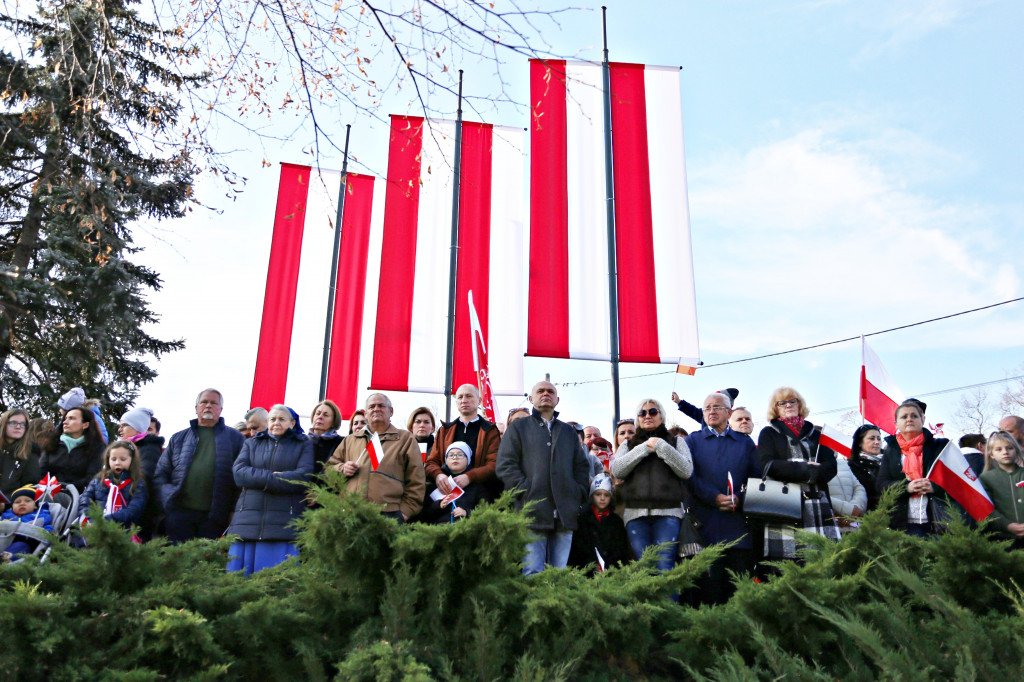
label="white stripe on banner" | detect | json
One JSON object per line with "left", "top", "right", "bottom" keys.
{"left": 489, "top": 126, "right": 526, "bottom": 395}
{"left": 565, "top": 61, "right": 611, "bottom": 361}
{"left": 357, "top": 180, "right": 389, "bottom": 405}
{"left": 284, "top": 169, "right": 341, "bottom": 409}
{"left": 644, "top": 65, "right": 700, "bottom": 365}
{"left": 407, "top": 120, "right": 457, "bottom": 393}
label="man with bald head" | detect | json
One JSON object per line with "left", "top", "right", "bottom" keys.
{"left": 497, "top": 380, "right": 590, "bottom": 574}
{"left": 999, "top": 416, "right": 1024, "bottom": 449}
{"left": 426, "top": 383, "right": 502, "bottom": 498}
{"left": 327, "top": 392, "right": 425, "bottom": 522}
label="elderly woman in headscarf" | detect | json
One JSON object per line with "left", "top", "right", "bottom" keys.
{"left": 225, "top": 405, "right": 314, "bottom": 575}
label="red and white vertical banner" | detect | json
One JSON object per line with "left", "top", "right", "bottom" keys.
{"left": 251, "top": 164, "right": 383, "bottom": 418}
{"left": 527, "top": 59, "right": 699, "bottom": 366}
{"left": 859, "top": 337, "right": 905, "bottom": 435}
{"left": 468, "top": 290, "right": 497, "bottom": 423}
{"left": 368, "top": 115, "right": 525, "bottom": 397}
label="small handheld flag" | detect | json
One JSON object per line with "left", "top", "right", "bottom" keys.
{"left": 676, "top": 364, "right": 697, "bottom": 376}
{"left": 727, "top": 472, "right": 735, "bottom": 507}
{"left": 926, "top": 441, "right": 994, "bottom": 521}
{"left": 595, "top": 548, "right": 606, "bottom": 572}
{"left": 418, "top": 442, "right": 428, "bottom": 463}
{"left": 440, "top": 484, "right": 465, "bottom": 508}
{"left": 36, "top": 474, "right": 62, "bottom": 501}
{"left": 819, "top": 424, "right": 853, "bottom": 458}
{"left": 365, "top": 431, "right": 386, "bottom": 471}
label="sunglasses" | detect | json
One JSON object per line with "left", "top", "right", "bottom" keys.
{"left": 616, "top": 419, "right": 635, "bottom": 426}
{"left": 637, "top": 408, "right": 660, "bottom": 418}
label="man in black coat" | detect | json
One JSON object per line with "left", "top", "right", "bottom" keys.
{"left": 496, "top": 380, "right": 590, "bottom": 575}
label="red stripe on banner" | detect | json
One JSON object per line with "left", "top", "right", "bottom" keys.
{"left": 452, "top": 122, "right": 493, "bottom": 391}
{"left": 527, "top": 59, "right": 570, "bottom": 358}
{"left": 251, "top": 163, "right": 311, "bottom": 409}
{"left": 371, "top": 116, "right": 424, "bottom": 392}
{"left": 930, "top": 460, "right": 994, "bottom": 521}
{"left": 610, "top": 62, "right": 660, "bottom": 363}
{"left": 860, "top": 366, "right": 899, "bottom": 434}
{"left": 326, "top": 173, "right": 375, "bottom": 419}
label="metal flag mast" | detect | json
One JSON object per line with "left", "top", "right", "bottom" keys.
{"left": 318, "top": 124, "right": 353, "bottom": 401}
{"left": 601, "top": 6, "right": 622, "bottom": 427}
{"left": 443, "top": 70, "right": 466, "bottom": 421}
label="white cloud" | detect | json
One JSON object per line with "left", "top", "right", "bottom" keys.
{"left": 688, "top": 121, "right": 1023, "bottom": 356}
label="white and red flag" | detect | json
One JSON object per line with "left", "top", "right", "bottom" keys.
{"left": 468, "top": 289, "right": 497, "bottom": 423}
{"left": 365, "top": 431, "right": 386, "bottom": 472}
{"left": 819, "top": 424, "right": 853, "bottom": 458}
{"left": 595, "top": 548, "right": 606, "bottom": 572}
{"left": 859, "top": 338, "right": 905, "bottom": 435}
{"left": 251, "top": 114, "right": 526, "bottom": 417}
{"left": 36, "top": 474, "right": 62, "bottom": 500}
{"left": 926, "top": 441, "right": 994, "bottom": 522}
{"left": 727, "top": 472, "right": 735, "bottom": 507}
{"left": 527, "top": 59, "right": 699, "bottom": 366}
{"left": 440, "top": 484, "right": 465, "bottom": 508}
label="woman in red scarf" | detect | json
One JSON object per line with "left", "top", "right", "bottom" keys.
{"left": 877, "top": 399, "right": 952, "bottom": 537}
{"left": 757, "top": 387, "right": 840, "bottom": 561}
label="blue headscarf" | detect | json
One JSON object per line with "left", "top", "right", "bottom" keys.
{"left": 286, "top": 407, "right": 304, "bottom": 434}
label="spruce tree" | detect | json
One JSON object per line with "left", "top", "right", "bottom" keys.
{"left": 0, "top": 0, "right": 205, "bottom": 414}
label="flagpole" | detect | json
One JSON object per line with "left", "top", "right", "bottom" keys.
{"left": 601, "top": 6, "right": 622, "bottom": 427}
{"left": 319, "top": 124, "right": 353, "bottom": 401}
{"left": 444, "top": 70, "right": 465, "bottom": 422}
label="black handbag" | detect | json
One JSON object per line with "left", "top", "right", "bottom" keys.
{"left": 677, "top": 510, "right": 704, "bottom": 558}
{"left": 743, "top": 462, "right": 802, "bottom": 524}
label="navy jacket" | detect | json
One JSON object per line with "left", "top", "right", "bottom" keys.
{"left": 152, "top": 418, "right": 245, "bottom": 529}
{"left": 80, "top": 475, "right": 148, "bottom": 528}
{"left": 496, "top": 409, "right": 590, "bottom": 531}
{"left": 686, "top": 427, "right": 761, "bottom": 549}
{"left": 224, "top": 429, "right": 314, "bottom": 542}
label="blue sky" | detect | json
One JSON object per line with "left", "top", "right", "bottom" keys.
{"left": 133, "top": 0, "right": 1023, "bottom": 440}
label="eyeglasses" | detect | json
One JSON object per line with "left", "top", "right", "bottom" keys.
{"left": 637, "top": 408, "right": 660, "bottom": 418}
{"left": 7, "top": 421, "right": 27, "bottom": 429}
{"left": 702, "top": 406, "right": 729, "bottom": 413}
{"left": 775, "top": 399, "right": 799, "bottom": 408}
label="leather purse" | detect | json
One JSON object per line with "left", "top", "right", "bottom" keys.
{"left": 743, "top": 462, "right": 802, "bottom": 523}
{"left": 677, "top": 510, "right": 704, "bottom": 558}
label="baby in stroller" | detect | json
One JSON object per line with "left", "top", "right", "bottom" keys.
{"left": 1, "top": 486, "right": 53, "bottom": 560}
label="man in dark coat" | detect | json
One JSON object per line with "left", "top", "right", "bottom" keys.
{"left": 496, "top": 380, "right": 590, "bottom": 575}
{"left": 153, "top": 388, "right": 245, "bottom": 543}
{"left": 686, "top": 392, "right": 762, "bottom": 605}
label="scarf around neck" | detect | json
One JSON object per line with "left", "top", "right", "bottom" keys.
{"left": 781, "top": 416, "right": 805, "bottom": 436}
{"left": 60, "top": 433, "right": 86, "bottom": 453}
{"left": 897, "top": 431, "right": 925, "bottom": 477}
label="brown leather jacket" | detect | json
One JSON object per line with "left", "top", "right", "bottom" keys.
{"left": 327, "top": 425, "right": 425, "bottom": 519}
{"left": 424, "top": 418, "right": 501, "bottom": 485}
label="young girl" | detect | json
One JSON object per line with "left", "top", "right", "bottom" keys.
{"left": 980, "top": 430, "right": 1024, "bottom": 550}
{"left": 79, "top": 440, "right": 148, "bottom": 529}
{"left": 421, "top": 442, "right": 483, "bottom": 524}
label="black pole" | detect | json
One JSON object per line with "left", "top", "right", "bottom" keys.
{"left": 444, "top": 71, "right": 465, "bottom": 422}
{"left": 318, "top": 124, "right": 352, "bottom": 401}
{"left": 601, "top": 7, "right": 621, "bottom": 426}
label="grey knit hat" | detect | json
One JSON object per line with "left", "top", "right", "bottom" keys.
{"left": 120, "top": 407, "right": 154, "bottom": 435}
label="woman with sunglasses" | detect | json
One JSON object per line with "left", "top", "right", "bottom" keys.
{"left": 611, "top": 398, "right": 693, "bottom": 571}
{"left": 0, "top": 409, "right": 41, "bottom": 499}
{"left": 757, "top": 387, "right": 840, "bottom": 561}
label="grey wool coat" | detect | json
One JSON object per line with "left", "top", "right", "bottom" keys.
{"left": 496, "top": 409, "right": 591, "bottom": 531}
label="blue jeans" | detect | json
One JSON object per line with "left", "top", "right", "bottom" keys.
{"left": 627, "top": 515, "right": 680, "bottom": 572}
{"left": 522, "top": 530, "right": 573, "bottom": 575}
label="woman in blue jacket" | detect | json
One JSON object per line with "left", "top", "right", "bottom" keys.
{"left": 225, "top": 405, "right": 314, "bottom": 575}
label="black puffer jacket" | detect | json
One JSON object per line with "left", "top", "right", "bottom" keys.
{"left": 135, "top": 434, "right": 165, "bottom": 482}
{"left": 1, "top": 443, "right": 41, "bottom": 499}
{"left": 41, "top": 439, "right": 104, "bottom": 493}
{"left": 224, "top": 429, "right": 314, "bottom": 542}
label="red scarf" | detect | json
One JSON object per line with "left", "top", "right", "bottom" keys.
{"left": 897, "top": 432, "right": 925, "bottom": 482}
{"left": 103, "top": 477, "right": 131, "bottom": 515}
{"left": 782, "top": 416, "right": 805, "bottom": 436}
{"left": 592, "top": 505, "right": 610, "bottom": 522}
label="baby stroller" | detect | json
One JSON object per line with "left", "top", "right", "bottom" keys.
{"left": 0, "top": 483, "right": 80, "bottom": 564}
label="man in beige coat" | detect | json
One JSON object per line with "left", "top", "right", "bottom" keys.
{"left": 328, "top": 393, "right": 425, "bottom": 522}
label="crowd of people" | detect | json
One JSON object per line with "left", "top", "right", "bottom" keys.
{"left": 1, "top": 382, "right": 1023, "bottom": 601}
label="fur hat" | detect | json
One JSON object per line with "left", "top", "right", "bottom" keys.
{"left": 120, "top": 406, "right": 153, "bottom": 435}
{"left": 445, "top": 441, "right": 473, "bottom": 464}
{"left": 57, "top": 387, "right": 86, "bottom": 411}
{"left": 590, "top": 473, "right": 613, "bottom": 496}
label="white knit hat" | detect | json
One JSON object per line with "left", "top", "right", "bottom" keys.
{"left": 445, "top": 441, "right": 473, "bottom": 465}
{"left": 120, "top": 407, "right": 154, "bottom": 435}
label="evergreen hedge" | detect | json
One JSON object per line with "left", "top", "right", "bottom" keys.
{"left": 3, "top": 482, "right": 1024, "bottom": 681}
